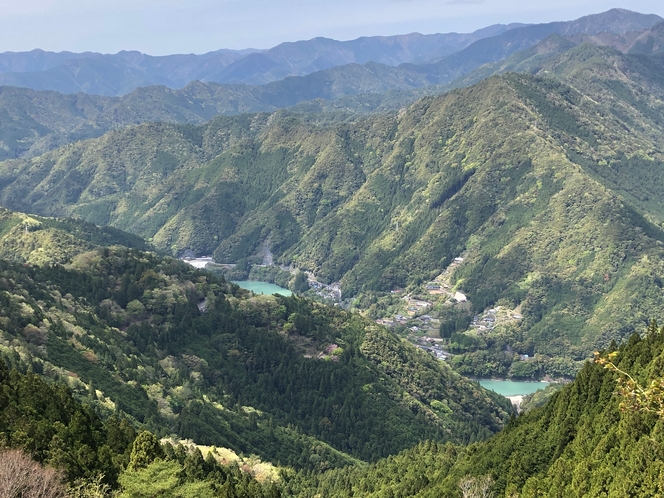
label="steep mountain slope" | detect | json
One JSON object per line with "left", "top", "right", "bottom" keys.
{"left": 0, "top": 354, "right": 287, "bottom": 497}
{"left": 301, "top": 325, "right": 664, "bottom": 497}
{"left": 3, "top": 63, "right": 664, "bottom": 364}
{"left": 0, "top": 360, "right": 137, "bottom": 486}
{"left": 0, "top": 213, "right": 511, "bottom": 468}
{"left": 628, "top": 21, "right": 664, "bottom": 55}
{"left": 447, "top": 39, "right": 664, "bottom": 226}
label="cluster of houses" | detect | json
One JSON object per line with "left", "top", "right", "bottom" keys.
{"left": 471, "top": 311, "right": 497, "bottom": 331}
{"left": 470, "top": 307, "right": 523, "bottom": 332}
{"left": 376, "top": 314, "right": 410, "bottom": 327}
{"left": 425, "top": 282, "right": 468, "bottom": 304}
{"left": 405, "top": 297, "right": 433, "bottom": 315}
{"left": 308, "top": 280, "right": 342, "bottom": 301}
{"left": 417, "top": 337, "right": 449, "bottom": 361}
{"left": 376, "top": 313, "right": 434, "bottom": 330}
{"left": 426, "top": 283, "right": 445, "bottom": 294}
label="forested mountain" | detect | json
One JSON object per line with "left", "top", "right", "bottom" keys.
{"left": 6, "top": 250, "right": 664, "bottom": 495}
{"left": 1, "top": 10, "right": 660, "bottom": 163}
{"left": 0, "top": 359, "right": 287, "bottom": 497}
{"left": 0, "top": 214, "right": 511, "bottom": 469}
{"left": 3, "top": 8, "right": 664, "bottom": 497}
{"left": 0, "top": 207, "right": 148, "bottom": 263}
{"left": 296, "top": 323, "right": 664, "bottom": 497}
{"left": 0, "top": 24, "right": 522, "bottom": 96}
{"left": 0, "top": 68, "right": 435, "bottom": 161}
{"left": 3, "top": 40, "right": 664, "bottom": 368}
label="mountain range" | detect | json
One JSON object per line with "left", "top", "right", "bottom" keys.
{"left": 0, "top": 24, "right": 524, "bottom": 95}
{"left": 0, "top": 9, "right": 662, "bottom": 165}
{"left": 2, "top": 33, "right": 664, "bottom": 373}
{"left": 0, "top": 9, "right": 658, "bottom": 96}
{"left": 2, "top": 7, "right": 664, "bottom": 497}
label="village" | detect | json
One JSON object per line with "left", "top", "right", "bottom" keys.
{"left": 369, "top": 253, "right": 523, "bottom": 363}
{"left": 181, "top": 252, "right": 523, "bottom": 365}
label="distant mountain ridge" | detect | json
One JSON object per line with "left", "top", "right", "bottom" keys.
{"left": 0, "top": 9, "right": 660, "bottom": 97}
{"left": 448, "top": 19, "right": 664, "bottom": 90}
{"left": 399, "top": 8, "right": 662, "bottom": 86}
{"left": 0, "top": 24, "right": 524, "bottom": 96}
{"left": 1, "top": 9, "right": 661, "bottom": 162}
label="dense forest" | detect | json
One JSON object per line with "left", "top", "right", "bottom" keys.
{"left": 3, "top": 41, "right": 664, "bottom": 376}
{"left": 0, "top": 213, "right": 511, "bottom": 472}
{"left": 6, "top": 304, "right": 664, "bottom": 496}
{"left": 2, "top": 10, "right": 664, "bottom": 497}
{"left": 292, "top": 322, "right": 664, "bottom": 496}
{"left": 0, "top": 360, "right": 284, "bottom": 497}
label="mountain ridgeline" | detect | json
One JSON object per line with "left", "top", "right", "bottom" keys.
{"left": 0, "top": 9, "right": 661, "bottom": 163}
{"left": 3, "top": 39, "right": 664, "bottom": 362}
{"left": 0, "top": 9, "right": 658, "bottom": 97}
{"left": 0, "top": 25, "right": 522, "bottom": 94}
{"left": 1, "top": 8, "right": 664, "bottom": 498}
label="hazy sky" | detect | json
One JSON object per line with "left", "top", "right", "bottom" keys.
{"left": 2, "top": 0, "right": 664, "bottom": 55}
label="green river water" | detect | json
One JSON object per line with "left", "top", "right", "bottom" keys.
{"left": 478, "top": 379, "right": 550, "bottom": 396}
{"left": 232, "top": 280, "right": 292, "bottom": 296}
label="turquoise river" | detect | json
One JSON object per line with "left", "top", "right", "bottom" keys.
{"left": 232, "top": 280, "right": 292, "bottom": 296}
{"left": 478, "top": 380, "right": 550, "bottom": 397}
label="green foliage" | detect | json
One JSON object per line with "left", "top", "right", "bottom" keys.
{"left": 300, "top": 323, "right": 664, "bottom": 497}
{"left": 519, "top": 383, "right": 565, "bottom": 412}
{"left": 0, "top": 234, "right": 510, "bottom": 471}
{"left": 5, "top": 53, "right": 664, "bottom": 370}
{"left": 0, "top": 358, "right": 136, "bottom": 486}
{"left": 129, "top": 431, "right": 164, "bottom": 470}
{"left": 291, "top": 271, "right": 309, "bottom": 293}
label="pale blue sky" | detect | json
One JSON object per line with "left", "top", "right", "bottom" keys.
{"left": 2, "top": 0, "right": 664, "bottom": 55}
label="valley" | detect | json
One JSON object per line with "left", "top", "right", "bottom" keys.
{"left": 2, "top": 6, "right": 664, "bottom": 497}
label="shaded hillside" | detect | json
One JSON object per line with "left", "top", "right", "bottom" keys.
{"left": 0, "top": 358, "right": 285, "bottom": 497}
{"left": 0, "top": 219, "right": 511, "bottom": 468}
{"left": 299, "top": 324, "right": 664, "bottom": 497}
{"left": 450, "top": 20, "right": 664, "bottom": 89}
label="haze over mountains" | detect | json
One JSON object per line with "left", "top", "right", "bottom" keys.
{"left": 1, "top": 9, "right": 663, "bottom": 164}
{"left": 0, "top": 24, "right": 525, "bottom": 96}
{"left": 0, "top": 9, "right": 658, "bottom": 96}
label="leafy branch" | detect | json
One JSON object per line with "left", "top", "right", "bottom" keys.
{"left": 594, "top": 351, "right": 664, "bottom": 416}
